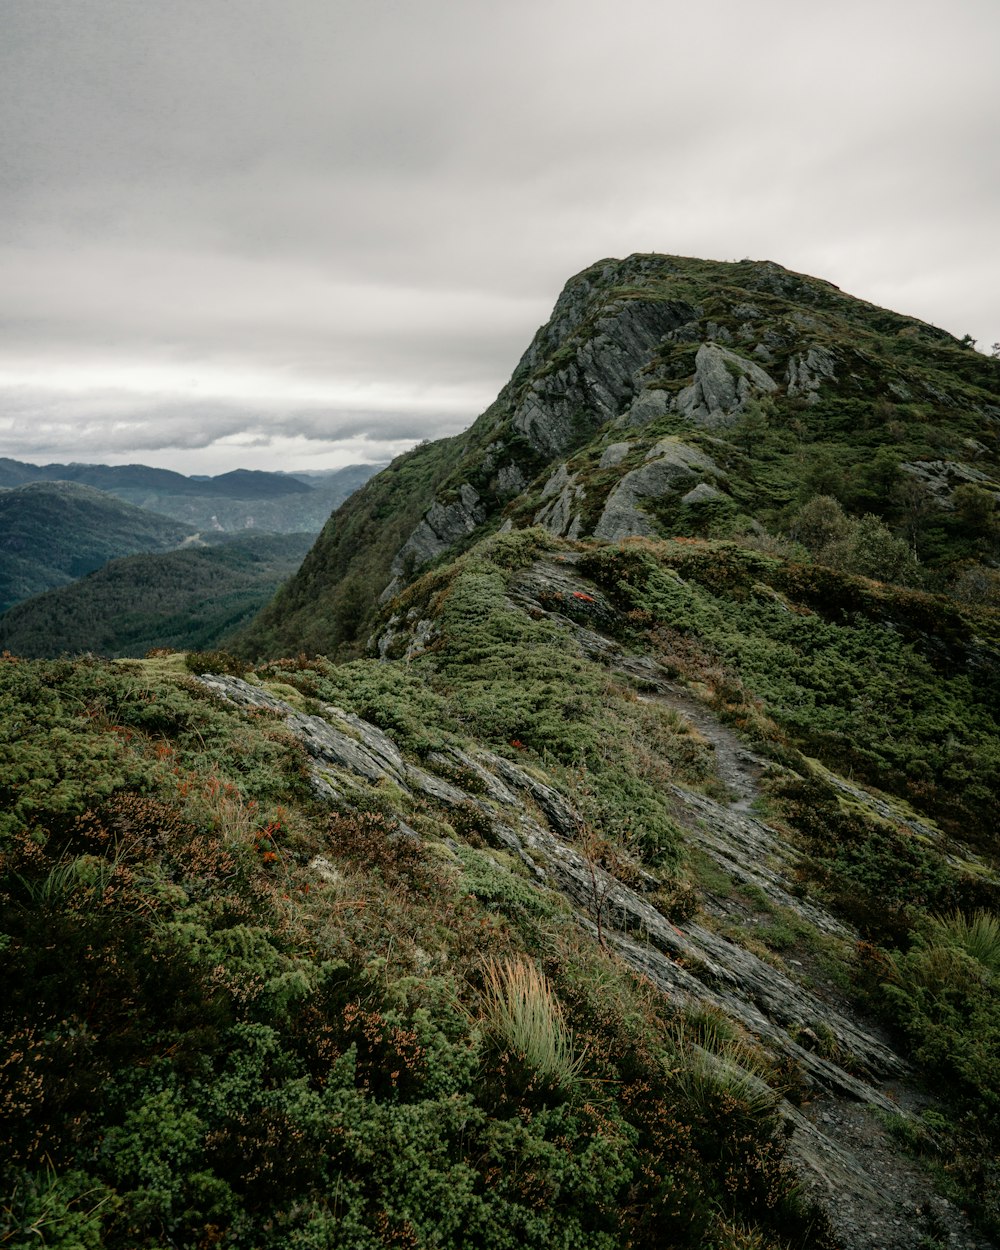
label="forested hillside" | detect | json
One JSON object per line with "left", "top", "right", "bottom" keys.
{"left": 0, "top": 482, "right": 192, "bottom": 612}
{"left": 0, "top": 532, "right": 313, "bottom": 658}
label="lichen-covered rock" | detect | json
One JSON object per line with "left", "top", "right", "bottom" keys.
{"left": 675, "top": 342, "right": 778, "bottom": 426}
{"left": 899, "top": 458, "right": 999, "bottom": 505}
{"left": 615, "top": 386, "right": 671, "bottom": 430}
{"left": 680, "top": 481, "right": 726, "bottom": 505}
{"left": 598, "top": 441, "right": 633, "bottom": 469}
{"left": 381, "top": 482, "right": 485, "bottom": 600}
{"left": 512, "top": 297, "right": 694, "bottom": 457}
{"left": 593, "top": 438, "right": 722, "bottom": 541}
{"left": 533, "top": 463, "right": 585, "bottom": 538}
{"left": 785, "top": 345, "right": 838, "bottom": 402}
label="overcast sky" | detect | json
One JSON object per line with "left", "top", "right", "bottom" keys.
{"left": 2, "top": 0, "right": 998, "bottom": 475}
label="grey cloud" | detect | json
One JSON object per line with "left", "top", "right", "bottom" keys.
{"left": 2, "top": 0, "right": 999, "bottom": 474}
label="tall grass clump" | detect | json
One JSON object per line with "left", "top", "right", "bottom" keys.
{"left": 927, "top": 908, "right": 1000, "bottom": 976}
{"left": 480, "top": 957, "right": 587, "bottom": 1091}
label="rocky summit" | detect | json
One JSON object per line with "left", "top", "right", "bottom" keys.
{"left": 236, "top": 252, "right": 999, "bottom": 659}
{"left": 3, "top": 254, "right": 999, "bottom": 1250}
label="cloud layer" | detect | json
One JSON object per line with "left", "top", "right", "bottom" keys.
{"left": 3, "top": 0, "right": 998, "bottom": 473}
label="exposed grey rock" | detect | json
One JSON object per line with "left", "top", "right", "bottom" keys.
{"left": 615, "top": 387, "right": 670, "bottom": 429}
{"left": 381, "top": 483, "right": 486, "bottom": 600}
{"left": 593, "top": 438, "right": 721, "bottom": 541}
{"left": 598, "top": 441, "right": 632, "bottom": 469}
{"left": 533, "top": 464, "right": 585, "bottom": 538}
{"left": 484, "top": 753, "right": 582, "bottom": 839}
{"left": 405, "top": 764, "right": 469, "bottom": 806}
{"left": 680, "top": 481, "right": 726, "bottom": 505}
{"left": 675, "top": 342, "right": 778, "bottom": 426}
{"left": 494, "top": 463, "right": 528, "bottom": 497}
{"left": 512, "top": 298, "right": 694, "bottom": 458}
{"left": 899, "top": 458, "right": 998, "bottom": 505}
{"left": 785, "top": 345, "right": 838, "bottom": 402}
{"left": 426, "top": 746, "right": 521, "bottom": 807}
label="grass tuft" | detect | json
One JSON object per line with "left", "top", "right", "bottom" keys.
{"left": 479, "top": 957, "right": 587, "bottom": 1090}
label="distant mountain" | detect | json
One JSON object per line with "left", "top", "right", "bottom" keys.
{"left": 0, "top": 481, "right": 192, "bottom": 612}
{"left": 0, "top": 459, "right": 385, "bottom": 533}
{"left": 0, "top": 531, "right": 314, "bottom": 657}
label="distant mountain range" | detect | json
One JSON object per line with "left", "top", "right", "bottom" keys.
{"left": 0, "top": 458, "right": 384, "bottom": 534}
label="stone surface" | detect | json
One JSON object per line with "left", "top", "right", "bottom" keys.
{"left": 598, "top": 441, "right": 632, "bottom": 468}
{"left": 675, "top": 342, "right": 778, "bottom": 426}
{"left": 615, "top": 387, "right": 670, "bottom": 429}
{"left": 593, "top": 438, "right": 721, "bottom": 541}
{"left": 785, "top": 345, "right": 838, "bottom": 402}
{"left": 512, "top": 297, "right": 694, "bottom": 457}
{"left": 680, "top": 481, "right": 726, "bottom": 505}
{"left": 533, "top": 464, "right": 586, "bottom": 538}
{"left": 899, "top": 458, "right": 998, "bottom": 505}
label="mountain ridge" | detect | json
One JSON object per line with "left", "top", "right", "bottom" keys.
{"left": 0, "top": 458, "right": 385, "bottom": 535}
{"left": 3, "top": 253, "right": 1000, "bottom": 1249}
{"left": 234, "top": 252, "right": 999, "bottom": 660}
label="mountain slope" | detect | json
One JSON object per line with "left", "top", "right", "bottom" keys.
{"left": 3, "top": 524, "right": 998, "bottom": 1247}
{"left": 0, "top": 481, "right": 193, "bottom": 612}
{"left": 0, "top": 531, "right": 314, "bottom": 658}
{"left": 235, "top": 253, "right": 999, "bottom": 660}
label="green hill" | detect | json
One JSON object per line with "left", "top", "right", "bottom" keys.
{"left": 0, "top": 481, "right": 193, "bottom": 612}
{"left": 0, "top": 532, "right": 314, "bottom": 658}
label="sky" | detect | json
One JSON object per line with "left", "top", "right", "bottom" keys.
{"left": 2, "top": 0, "right": 998, "bottom": 476}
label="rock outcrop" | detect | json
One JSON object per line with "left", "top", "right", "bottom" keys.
{"left": 593, "top": 438, "right": 723, "bottom": 541}
{"left": 674, "top": 342, "right": 778, "bottom": 426}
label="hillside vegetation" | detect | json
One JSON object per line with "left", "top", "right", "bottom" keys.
{"left": 0, "top": 482, "right": 192, "bottom": 612}
{"left": 235, "top": 254, "right": 999, "bottom": 660}
{"left": 3, "top": 254, "right": 1000, "bottom": 1250}
{"left": 0, "top": 532, "right": 314, "bottom": 658}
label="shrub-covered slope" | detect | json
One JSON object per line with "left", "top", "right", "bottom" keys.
{"left": 4, "top": 527, "right": 999, "bottom": 1248}
{"left": 0, "top": 532, "right": 314, "bottom": 658}
{"left": 235, "top": 253, "right": 1000, "bottom": 660}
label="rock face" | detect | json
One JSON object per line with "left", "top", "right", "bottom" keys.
{"left": 533, "top": 463, "right": 586, "bottom": 539}
{"left": 674, "top": 342, "right": 778, "bottom": 425}
{"left": 899, "top": 458, "right": 999, "bottom": 505}
{"left": 785, "top": 344, "right": 838, "bottom": 402}
{"left": 511, "top": 298, "right": 693, "bottom": 458}
{"left": 593, "top": 438, "right": 722, "bottom": 541}
{"left": 381, "top": 483, "right": 486, "bottom": 601}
